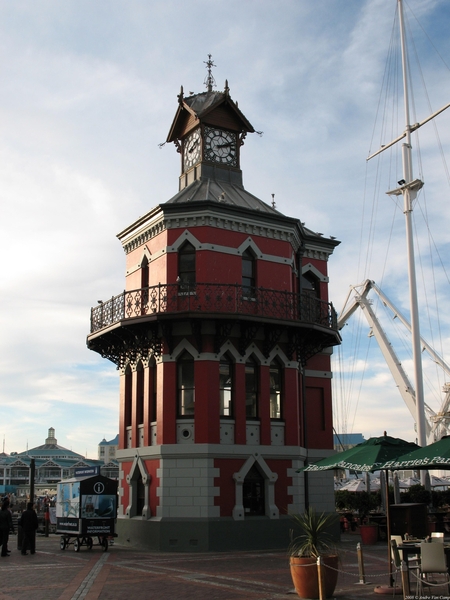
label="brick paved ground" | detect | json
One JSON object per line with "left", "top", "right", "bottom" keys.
{"left": 0, "top": 532, "right": 428, "bottom": 600}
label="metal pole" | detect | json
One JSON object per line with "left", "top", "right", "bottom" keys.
{"left": 317, "top": 556, "right": 326, "bottom": 600}
{"left": 29, "top": 458, "right": 35, "bottom": 505}
{"left": 356, "top": 542, "right": 366, "bottom": 584}
{"left": 401, "top": 559, "right": 410, "bottom": 596}
{"left": 385, "top": 470, "right": 394, "bottom": 588}
{"left": 397, "top": 0, "right": 427, "bottom": 456}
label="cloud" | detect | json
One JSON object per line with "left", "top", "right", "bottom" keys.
{"left": 1, "top": 0, "right": 449, "bottom": 456}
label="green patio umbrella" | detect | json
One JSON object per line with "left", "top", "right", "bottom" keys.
{"left": 299, "top": 434, "right": 420, "bottom": 590}
{"left": 301, "top": 434, "right": 419, "bottom": 474}
{"left": 377, "top": 435, "right": 450, "bottom": 471}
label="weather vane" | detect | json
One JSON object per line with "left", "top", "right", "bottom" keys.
{"left": 204, "top": 54, "right": 216, "bottom": 92}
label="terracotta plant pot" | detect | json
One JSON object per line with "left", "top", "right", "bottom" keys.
{"left": 360, "top": 524, "right": 378, "bottom": 545}
{"left": 290, "top": 555, "right": 339, "bottom": 599}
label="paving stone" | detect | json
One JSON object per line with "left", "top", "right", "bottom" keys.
{"left": 0, "top": 532, "right": 408, "bottom": 599}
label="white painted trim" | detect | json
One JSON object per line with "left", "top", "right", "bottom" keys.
{"left": 232, "top": 453, "right": 279, "bottom": 520}
{"left": 304, "top": 369, "right": 332, "bottom": 379}
{"left": 125, "top": 454, "right": 152, "bottom": 520}
{"left": 166, "top": 230, "right": 294, "bottom": 267}
{"left": 301, "top": 262, "right": 329, "bottom": 282}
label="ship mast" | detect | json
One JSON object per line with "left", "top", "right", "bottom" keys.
{"left": 397, "top": 0, "right": 427, "bottom": 450}
{"left": 367, "top": 0, "right": 450, "bottom": 451}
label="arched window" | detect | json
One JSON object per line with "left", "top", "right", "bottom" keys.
{"left": 141, "top": 256, "right": 149, "bottom": 289}
{"left": 219, "top": 354, "right": 234, "bottom": 417}
{"left": 245, "top": 357, "right": 258, "bottom": 418}
{"left": 177, "top": 351, "right": 195, "bottom": 416}
{"left": 302, "top": 271, "right": 321, "bottom": 323}
{"left": 178, "top": 242, "right": 196, "bottom": 290}
{"left": 124, "top": 365, "right": 132, "bottom": 428}
{"left": 269, "top": 360, "right": 283, "bottom": 419}
{"left": 242, "top": 249, "right": 256, "bottom": 297}
{"left": 302, "top": 271, "right": 319, "bottom": 298}
{"left": 243, "top": 465, "right": 265, "bottom": 516}
{"left": 136, "top": 362, "right": 144, "bottom": 426}
{"left": 136, "top": 474, "right": 145, "bottom": 516}
{"left": 141, "top": 256, "right": 149, "bottom": 312}
{"left": 149, "top": 356, "right": 157, "bottom": 423}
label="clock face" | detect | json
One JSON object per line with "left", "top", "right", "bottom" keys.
{"left": 204, "top": 127, "right": 237, "bottom": 166}
{"left": 183, "top": 129, "right": 201, "bottom": 171}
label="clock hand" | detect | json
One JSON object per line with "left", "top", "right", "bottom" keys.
{"left": 188, "top": 141, "right": 198, "bottom": 153}
{"left": 216, "top": 143, "right": 232, "bottom": 148}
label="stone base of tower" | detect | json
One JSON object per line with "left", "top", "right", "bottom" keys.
{"left": 116, "top": 516, "right": 313, "bottom": 552}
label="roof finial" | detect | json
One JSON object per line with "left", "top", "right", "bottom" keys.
{"left": 178, "top": 85, "right": 184, "bottom": 105}
{"left": 271, "top": 193, "right": 276, "bottom": 209}
{"left": 204, "top": 54, "right": 216, "bottom": 92}
{"left": 224, "top": 79, "right": 230, "bottom": 95}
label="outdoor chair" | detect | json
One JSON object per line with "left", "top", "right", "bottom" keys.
{"left": 391, "top": 535, "right": 419, "bottom": 566}
{"left": 419, "top": 541, "right": 450, "bottom": 596}
{"left": 431, "top": 531, "right": 444, "bottom": 542}
{"left": 390, "top": 539, "right": 420, "bottom": 596}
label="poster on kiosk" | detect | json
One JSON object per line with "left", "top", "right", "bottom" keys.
{"left": 56, "top": 469, "right": 117, "bottom": 536}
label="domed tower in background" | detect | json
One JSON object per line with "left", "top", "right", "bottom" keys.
{"left": 87, "top": 61, "right": 341, "bottom": 551}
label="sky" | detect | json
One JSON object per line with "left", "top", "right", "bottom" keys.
{"left": 1, "top": 0, "right": 450, "bottom": 458}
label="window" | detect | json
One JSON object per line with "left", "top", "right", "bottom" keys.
{"left": 150, "top": 356, "right": 157, "bottom": 422}
{"left": 219, "top": 355, "right": 233, "bottom": 417}
{"left": 242, "top": 249, "right": 256, "bottom": 297}
{"left": 136, "top": 474, "right": 145, "bottom": 516}
{"left": 124, "top": 365, "right": 132, "bottom": 428}
{"left": 245, "top": 358, "right": 258, "bottom": 418}
{"left": 141, "top": 256, "right": 149, "bottom": 288}
{"left": 141, "top": 256, "right": 149, "bottom": 311}
{"left": 178, "top": 242, "right": 196, "bottom": 290}
{"left": 136, "top": 362, "right": 144, "bottom": 426}
{"left": 243, "top": 465, "right": 265, "bottom": 516}
{"left": 178, "top": 351, "right": 195, "bottom": 416}
{"left": 302, "top": 272, "right": 319, "bottom": 298}
{"left": 302, "top": 271, "right": 321, "bottom": 323}
{"left": 269, "top": 360, "right": 283, "bottom": 419}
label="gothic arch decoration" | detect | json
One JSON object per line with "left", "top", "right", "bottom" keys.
{"left": 217, "top": 340, "right": 242, "bottom": 363}
{"left": 170, "top": 338, "right": 199, "bottom": 361}
{"left": 242, "top": 344, "right": 266, "bottom": 365}
{"left": 125, "top": 454, "right": 151, "bottom": 519}
{"left": 266, "top": 345, "right": 296, "bottom": 368}
{"left": 169, "top": 229, "right": 201, "bottom": 252}
{"left": 232, "top": 453, "right": 279, "bottom": 521}
{"left": 138, "top": 246, "right": 152, "bottom": 267}
{"left": 301, "top": 263, "right": 328, "bottom": 283}
{"left": 237, "top": 237, "right": 263, "bottom": 259}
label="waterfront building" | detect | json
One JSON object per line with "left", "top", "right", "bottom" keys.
{"left": 87, "top": 72, "right": 341, "bottom": 551}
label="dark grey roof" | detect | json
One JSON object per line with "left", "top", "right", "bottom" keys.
{"left": 165, "top": 177, "right": 280, "bottom": 215}
{"left": 183, "top": 91, "right": 225, "bottom": 116}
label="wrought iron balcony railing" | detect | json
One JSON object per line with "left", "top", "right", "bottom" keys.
{"left": 90, "top": 282, "right": 337, "bottom": 334}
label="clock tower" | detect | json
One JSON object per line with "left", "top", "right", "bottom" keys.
{"left": 87, "top": 60, "right": 341, "bottom": 552}
{"left": 167, "top": 59, "right": 254, "bottom": 191}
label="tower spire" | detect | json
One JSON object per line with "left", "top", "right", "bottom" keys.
{"left": 203, "top": 54, "right": 216, "bottom": 92}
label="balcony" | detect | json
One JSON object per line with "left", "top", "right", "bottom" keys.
{"left": 88, "top": 283, "right": 340, "bottom": 367}
{"left": 90, "top": 282, "right": 338, "bottom": 334}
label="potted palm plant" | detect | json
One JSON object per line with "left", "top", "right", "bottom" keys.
{"left": 289, "top": 507, "right": 339, "bottom": 599}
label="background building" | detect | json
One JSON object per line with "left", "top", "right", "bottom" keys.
{"left": 0, "top": 428, "right": 117, "bottom": 497}
{"left": 87, "top": 73, "right": 341, "bottom": 551}
{"left": 98, "top": 435, "right": 119, "bottom": 479}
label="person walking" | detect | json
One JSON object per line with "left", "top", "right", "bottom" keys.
{"left": 0, "top": 498, "right": 14, "bottom": 557}
{"left": 19, "top": 502, "right": 38, "bottom": 555}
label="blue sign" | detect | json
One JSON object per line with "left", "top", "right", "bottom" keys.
{"left": 74, "top": 466, "right": 100, "bottom": 478}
